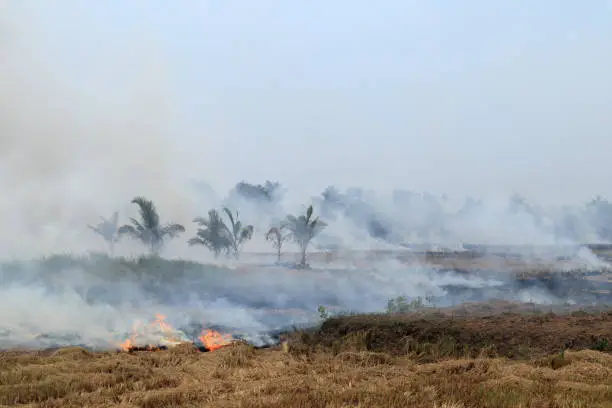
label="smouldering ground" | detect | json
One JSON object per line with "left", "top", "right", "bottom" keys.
{"left": 2, "top": 308, "right": 612, "bottom": 408}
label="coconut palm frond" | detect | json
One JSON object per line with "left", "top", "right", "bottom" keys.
{"left": 117, "top": 224, "right": 139, "bottom": 238}
{"left": 131, "top": 196, "right": 160, "bottom": 230}
{"left": 109, "top": 211, "right": 119, "bottom": 227}
{"left": 188, "top": 228, "right": 218, "bottom": 248}
{"left": 265, "top": 225, "right": 289, "bottom": 249}
{"left": 187, "top": 237, "right": 207, "bottom": 247}
{"left": 311, "top": 217, "right": 327, "bottom": 234}
{"left": 239, "top": 225, "right": 254, "bottom": 243}
{"left": 191, "top": 207, "right": 253, "bottom": 258}
{"left": 200, "top": 209, "right": 227, "bottom": 230}
{"left": 189, "top": 224, "right": 231, "bottom": 256}
{"left": 128, "top": 217, "right": 145, "bottom": 232}
{"left": 265, "top": 227, "right": 280, "bottom": 242}
{"left": 306, "top": 205, "right": 313, "bottom": 222}
{"left": 88, "top": 211, "right": 121, "bottom": 256}
{"left": 222, "top": 207, "right": 235, "bottom": 230}
{"left": 119, "top": 196, "right": 185, "bottom": 254}
{"left": 161, "top": 223, "right": 186, "bottom": 238}
{"left": 285, "top": 215, "right": 299, "bottom": 228}
{"left": 190, "top": 211, "right": 230, "bottom": 253}
{"left": 234, "top": 220, "right": 242, "bottom": 235}
{"left": 89, "top": 211, "right": 120, "bottom": 242}
{"left": 193, "top": 216, "right": 210, "bottom": 227}
{"left": 266, "top": 223, "right": 290, "bottom": 261}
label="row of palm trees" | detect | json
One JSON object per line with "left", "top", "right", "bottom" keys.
{"left": 88, "top": 196, "right": 327, "bottom": 267}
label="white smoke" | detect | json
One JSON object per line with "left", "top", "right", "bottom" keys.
{"left": 1, "top": 2, "right": 611, "bottom": 350}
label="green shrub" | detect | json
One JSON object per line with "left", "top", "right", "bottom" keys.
{"left": 386, "top": 295, "right": 432, "bottom": 313}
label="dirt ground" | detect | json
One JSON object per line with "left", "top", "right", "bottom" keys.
{"left": 1, "top": 308, "right": 611, "bottom": 408}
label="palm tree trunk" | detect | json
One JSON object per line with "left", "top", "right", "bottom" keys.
{"left": 277, "top": 245, "right": 281, "bottom": 262}
{"left": 300, "top": 244, "right": 307, "bottom": 267}
{"left": 109, "top": 240, "right": 115, "bottom": 257}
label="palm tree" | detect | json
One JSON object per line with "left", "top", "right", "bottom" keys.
{"left": 265, "top": 223, "right": 290, "bottom": 263}
{"left": 285, "top": 205, "right": 327, "bottom": 268}
{"left": 188, "top": 209, "right": 232, "bottom": 258}
{"left": 189, "top": 208, "right": 254, "bottom": 259}
{"left": 88, "top": 211, "right": 119, "bottom": 255}
{"left": 222, "top": 207, "right": 254, "bottom": 259}
{"left": 117, "top": 197, "right": 185, "bottom": 254}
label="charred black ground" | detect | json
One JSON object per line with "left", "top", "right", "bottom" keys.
{"left": 287, "top": 301, "right": 612, "bottom": 362}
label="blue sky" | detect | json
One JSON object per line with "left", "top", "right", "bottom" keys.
{"left": 5, "top": 1, "right": 612, "bottom": 205}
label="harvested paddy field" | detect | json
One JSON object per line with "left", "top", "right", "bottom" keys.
{"left": 2, "top": 307, "right": 612, "bottom": 408}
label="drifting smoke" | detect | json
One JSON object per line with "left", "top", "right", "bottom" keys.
{"left": 0, "top": 248, "right": 609, "bottom": 349}
{"left": 1, "top": 3, "right": 611, "bottom": 350}
{"left": 0, "top": 3, "right": 203, "bottom": 259}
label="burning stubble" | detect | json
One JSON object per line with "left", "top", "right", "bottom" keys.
{"left": 117, "top": 313, "right": 234, "bottom": 352}
{"left": 0, "top": 252, "right": 609, "bottom": 352}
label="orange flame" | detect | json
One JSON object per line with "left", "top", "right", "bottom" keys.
{"left": 118, "top": 314, "right": 235, "bottom": 352}
{"left": 118, "top": 319, "right": 142, "bottom": 352}
{"left": 199, "top": 329, "right": 233, "bottom": 351}
{"left": 118, "top": 314, "right": 187, "bottom": 351}
{"left": 152, "top": 314, "right": 174, "bottom": 333}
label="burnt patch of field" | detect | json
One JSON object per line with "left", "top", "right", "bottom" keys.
{"left": 290, "top": 304, "right": 612, "bottom": 361}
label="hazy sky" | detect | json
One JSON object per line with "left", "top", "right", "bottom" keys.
{"left": 3, "top": 1, "right": 612, "bottom": 205}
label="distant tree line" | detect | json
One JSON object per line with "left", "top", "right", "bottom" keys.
{"left": 89, "top": 180, "right": 612, "bottom": 263}
{"left": 89, "top": 195, "right": 326, "bottom": 269}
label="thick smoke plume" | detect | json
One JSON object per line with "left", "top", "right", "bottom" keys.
{"left": 0, "top": 3, "right": 202, "bottom": 259}
{"left": 1, "top": 3, "right": 611, "bottom": 350}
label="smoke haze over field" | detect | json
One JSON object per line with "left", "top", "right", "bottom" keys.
{"left": 2, "top": 1, "right": 612, "bottom": 258}
{"left": 0, "top": 253, "right": 608, "bottom": 350}
{"left": 1, "top": 2, "right": 612, "bottom": 349}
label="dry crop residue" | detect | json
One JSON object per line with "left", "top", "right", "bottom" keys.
{"left": 1, "top": 310, "right": 612, "bottom": 407}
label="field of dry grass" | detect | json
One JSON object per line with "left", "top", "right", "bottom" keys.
{"left": 2, "top": 307, "right": 612, "bottom": 408}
